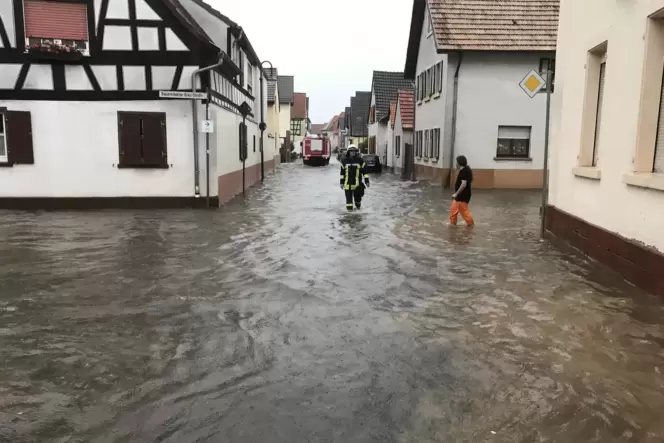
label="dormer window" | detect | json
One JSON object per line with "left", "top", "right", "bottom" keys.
{"left": 24, "top": 0, "right": 90, "bottom": 57}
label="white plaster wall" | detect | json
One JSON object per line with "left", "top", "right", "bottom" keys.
{"left": 106, "top": 0, "right": 130, "bottom": 19}
{"left": 549, "top": 0, "right": 664, "bottom": 252}
{"left": 0, "top": 100, "right": 198, "bottom": 197}
{"left": 393, "top": 105, "right": 413, "bottom": 172}
{"left": 414, "top": 3, "right": 447, "bottom": 169}
{"left": 279, "top": 104, "right": 291, "bottom": 143}
{"left": 213, "top": 107, "right": 263, "bottom": 176}
{"left": 455, "top": 52, "right": 552, "bottom": 170}
{"left": 385, "top": 124, "right": 393, "bottom": 168}
{"left": 0, "top": 1, "right": 16, "bottom": 48}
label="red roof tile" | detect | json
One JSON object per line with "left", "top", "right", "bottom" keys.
{"left": 292, "top": 93, "right": 307, "bottom": 119}
{"left": 389, "top": 101, "right": 397, "bottom": 129}
{"left": 429, "top": 0, "right": 559, "bottom": 51}
{"left": 397, "top": 89, "right": 414, "bottom": 130}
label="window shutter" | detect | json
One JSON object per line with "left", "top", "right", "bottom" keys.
{"left": 118, "top": 112, "right": 142, "bottom": 167}
{"left": 141, "top": 114, "right": 167, "bottom": 167}
{"left": 654, "top": 67, "right": 664, "bottom": 173}
{"left": 6, "top": 111, "right": 35, "bottom": 164}
{"left": 438, "top": 63, "right": 443, "bottom": 93}
{"left": 592, "top": 62, "right": 606, "bottom": 167}
{"left": 24, "top": 1, "right": 88, "bottom": 40}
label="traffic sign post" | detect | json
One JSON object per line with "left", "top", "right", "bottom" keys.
{"left": 519, "top": 68, "right": 552, "bottom": 238}
{"left": 199, "top": 119, "right": 214, "bottom": 133}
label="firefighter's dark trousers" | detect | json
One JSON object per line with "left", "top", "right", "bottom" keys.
{"left": 344, "top": 185, "right": 365, "bottom": 210}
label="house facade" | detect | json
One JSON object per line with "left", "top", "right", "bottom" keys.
{"left": 277, "top": 74, "right": 293, "bottom": 155}
{"left": 547, "top": 0, "right": 664, "bottom": 297}
{"left": 265, "top": 67, "right": 280, "bottom": 165}
{"left": 349, "top": 91, "right": 370, "bottom": 151}
{"left": 404, "top": 0, "right": 559, "bottom": 188}
{"left": 392, "top": 89, "right": 414, "bottom": 177}
{"left": 385, "top": 100, "right": 396, "bottom": 170}
{"left": 367, "top": 71, "right": 414, "bottom": 167}
{"left": 291, "top": 92, "right": 307, "bottom": 153}
{"left": 0, "top": 0, "right": 273, "bottom": 208}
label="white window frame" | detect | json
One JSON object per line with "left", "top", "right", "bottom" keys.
{"left": 0, "top": 112, "right": 7, "bottom": 163}
{"left": 247, "top": 63, "right": 254, "bottom": 95}
{"left": 431, "top": 127, "right": 440, "bottom": 160}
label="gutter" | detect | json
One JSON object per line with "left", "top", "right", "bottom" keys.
{"left": 191, "top": 57, "right": 224, "bottom": 198}
{"left": 448, "top": 51, "right": 463, "bottom": 188}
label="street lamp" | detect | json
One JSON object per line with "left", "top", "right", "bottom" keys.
{"left": 259, "top": 60, "right": 274, "bottom": 182}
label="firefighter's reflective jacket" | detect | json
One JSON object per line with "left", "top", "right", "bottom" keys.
{"left": 340, "top": 157, "right": 369, "bottom": 190}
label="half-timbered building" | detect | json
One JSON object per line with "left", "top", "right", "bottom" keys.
{"left": 0, "top": 0, "right": 271, "bottom": 207}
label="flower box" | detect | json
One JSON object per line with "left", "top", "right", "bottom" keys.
{"left": 26, "top": 43, "right": 84, "bottom": 60}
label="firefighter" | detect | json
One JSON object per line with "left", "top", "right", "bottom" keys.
{"left": 340, "top": 144, "right": 370, "bottom": 210}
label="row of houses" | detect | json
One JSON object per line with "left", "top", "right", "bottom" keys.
{"left": 0, "top": 0, "right": 311, "bottom": 208}
{"left": 323, "top": 0, "right": 555, "bottom": 189}
{"left": 324, "top": 0, "right": 664, "bottom": 297}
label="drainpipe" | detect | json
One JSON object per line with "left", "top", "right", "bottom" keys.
{"left": 448, "top": 51, "right": 463, "bottom": 188}
{"left": 191, "top": 57, "right": 224, "bottom": 198}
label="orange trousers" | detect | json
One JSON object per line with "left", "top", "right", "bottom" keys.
{"left": 449, "top": 200, "right": 474, "bottom": 226}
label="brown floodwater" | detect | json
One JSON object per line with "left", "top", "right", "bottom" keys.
{"left": 1, "top": 161, "right": 664, "bottom": 443}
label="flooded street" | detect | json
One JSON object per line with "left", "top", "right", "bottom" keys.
{"left": 2, "top": 160, "right": 664, "bottom": 443}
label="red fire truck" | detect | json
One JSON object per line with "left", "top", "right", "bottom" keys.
{"left": 302, "top": 135, "right": 331, "bottom": 166}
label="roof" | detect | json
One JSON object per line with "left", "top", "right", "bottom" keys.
{"left": 404, "top": 0, "right": 560, "bottom": 78}
{"left": 389, "top": 101, "right": 397, "bottom": 128}
{"left": 397, "top": 89, "right": 415, "bottom": 130}
{"left": 292, "top": 93, "right": 307, "bottom": 119}
{"left": 350, "top": 91, "right": 371, "bottom": 137}
{"left": 278, "top": 76, "right": 294, "bottom": 103}
{"left": 371, "top": 71, "right": 415, "bottom": 122}
{"left": 180, "top": 0, "right": 262, "bottom": 66}
{"left": 265, "top": 67, "right": 278, "bottom": 103}
{"left": 310, "top": 124, "right": 326, "bottom": 134}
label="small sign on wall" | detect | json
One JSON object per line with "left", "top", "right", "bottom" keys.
{"left": 200, "top": 120, "right": 214, "bottom": 133}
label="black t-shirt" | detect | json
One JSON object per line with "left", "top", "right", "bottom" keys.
{"left": 454, "top": 166, "right": 472, "bottom": 203}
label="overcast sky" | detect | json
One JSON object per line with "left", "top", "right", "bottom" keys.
{"left": 208, "top": 0, "right": 413, "bottom": 125}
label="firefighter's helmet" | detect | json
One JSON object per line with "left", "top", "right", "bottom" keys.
{"left": 347, "top": 144, "right": 359, "bottom": 156}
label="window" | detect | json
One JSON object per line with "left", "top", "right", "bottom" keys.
{"left": 416, "top": 76, "right": 421, "bottom": 102}
{"left": 253, "top": 134, "right": 256, "bottom": 152}
{"left": 290, "top": 119, "right": 301, "bottom": 136}
{"left": 0, "top": 113, "right": 6, "bottom": 163}
{"left": 415, "top": 130, "right": 423, "bottom": 157}
{"left": 424, "top": 129, "right": 430, "bottom": 158}
{"left": 238, "top": 122, "right": 248, "bottom": 161}
{"left": 395, "top": 135, "right": 401, "bottom": 157}
{"left": 578, "top": 42, "right": 607, "bottom": 169}
{"left": 0, "top": 111, "right": 35, "bottom": 165}
{"left": 24, "top": 1, "right": 90, "bottom": 55}
{"left": 496, "top": 126, "right": 531, "bottom": 159}
{"left": 592, "top": 62, "right": 607, "bottom": 166}
{"left": 654, "top": 65, "right": 664, "bottom": 173}
{"left": 432, "top": 128, "right": 440, "bottom": 160}
{"left": 437, "top": 61, "right": 443, "bottom": 94}
{"left": 425, "top": 68, "right": 432, "bottom": 98}
{"left": 247, "top": 63, "right": 253, "bottom": 95}
{"left": 538, "top": 58, "right": 556, "bottom": 93}
{"left": 117, "top": 112, "right": 168, "bottom": 168}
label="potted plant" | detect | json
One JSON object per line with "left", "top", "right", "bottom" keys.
{"left": 26, "top": 40, "right": 83, "bottom": 60}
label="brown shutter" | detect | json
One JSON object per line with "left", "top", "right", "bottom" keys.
{"left": 118, "top": 112, "right": 142, "bottom": 167}
{"left": 141, "top": 113, "right": 167, "bottom": 167}
{"left": 6, "top": 111, "right": 34, "bottom": 164}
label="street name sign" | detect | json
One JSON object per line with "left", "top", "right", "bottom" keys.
{"left": 159, "top": 91, "right": 207, "bottom": 100}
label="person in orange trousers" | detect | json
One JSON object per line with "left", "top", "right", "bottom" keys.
{"left": 450, "top": 155, "right": 475, "bottom": 226}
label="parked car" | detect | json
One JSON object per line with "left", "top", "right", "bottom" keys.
{"left": 362, "top": 154, "right": 382, "bottom": 173}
